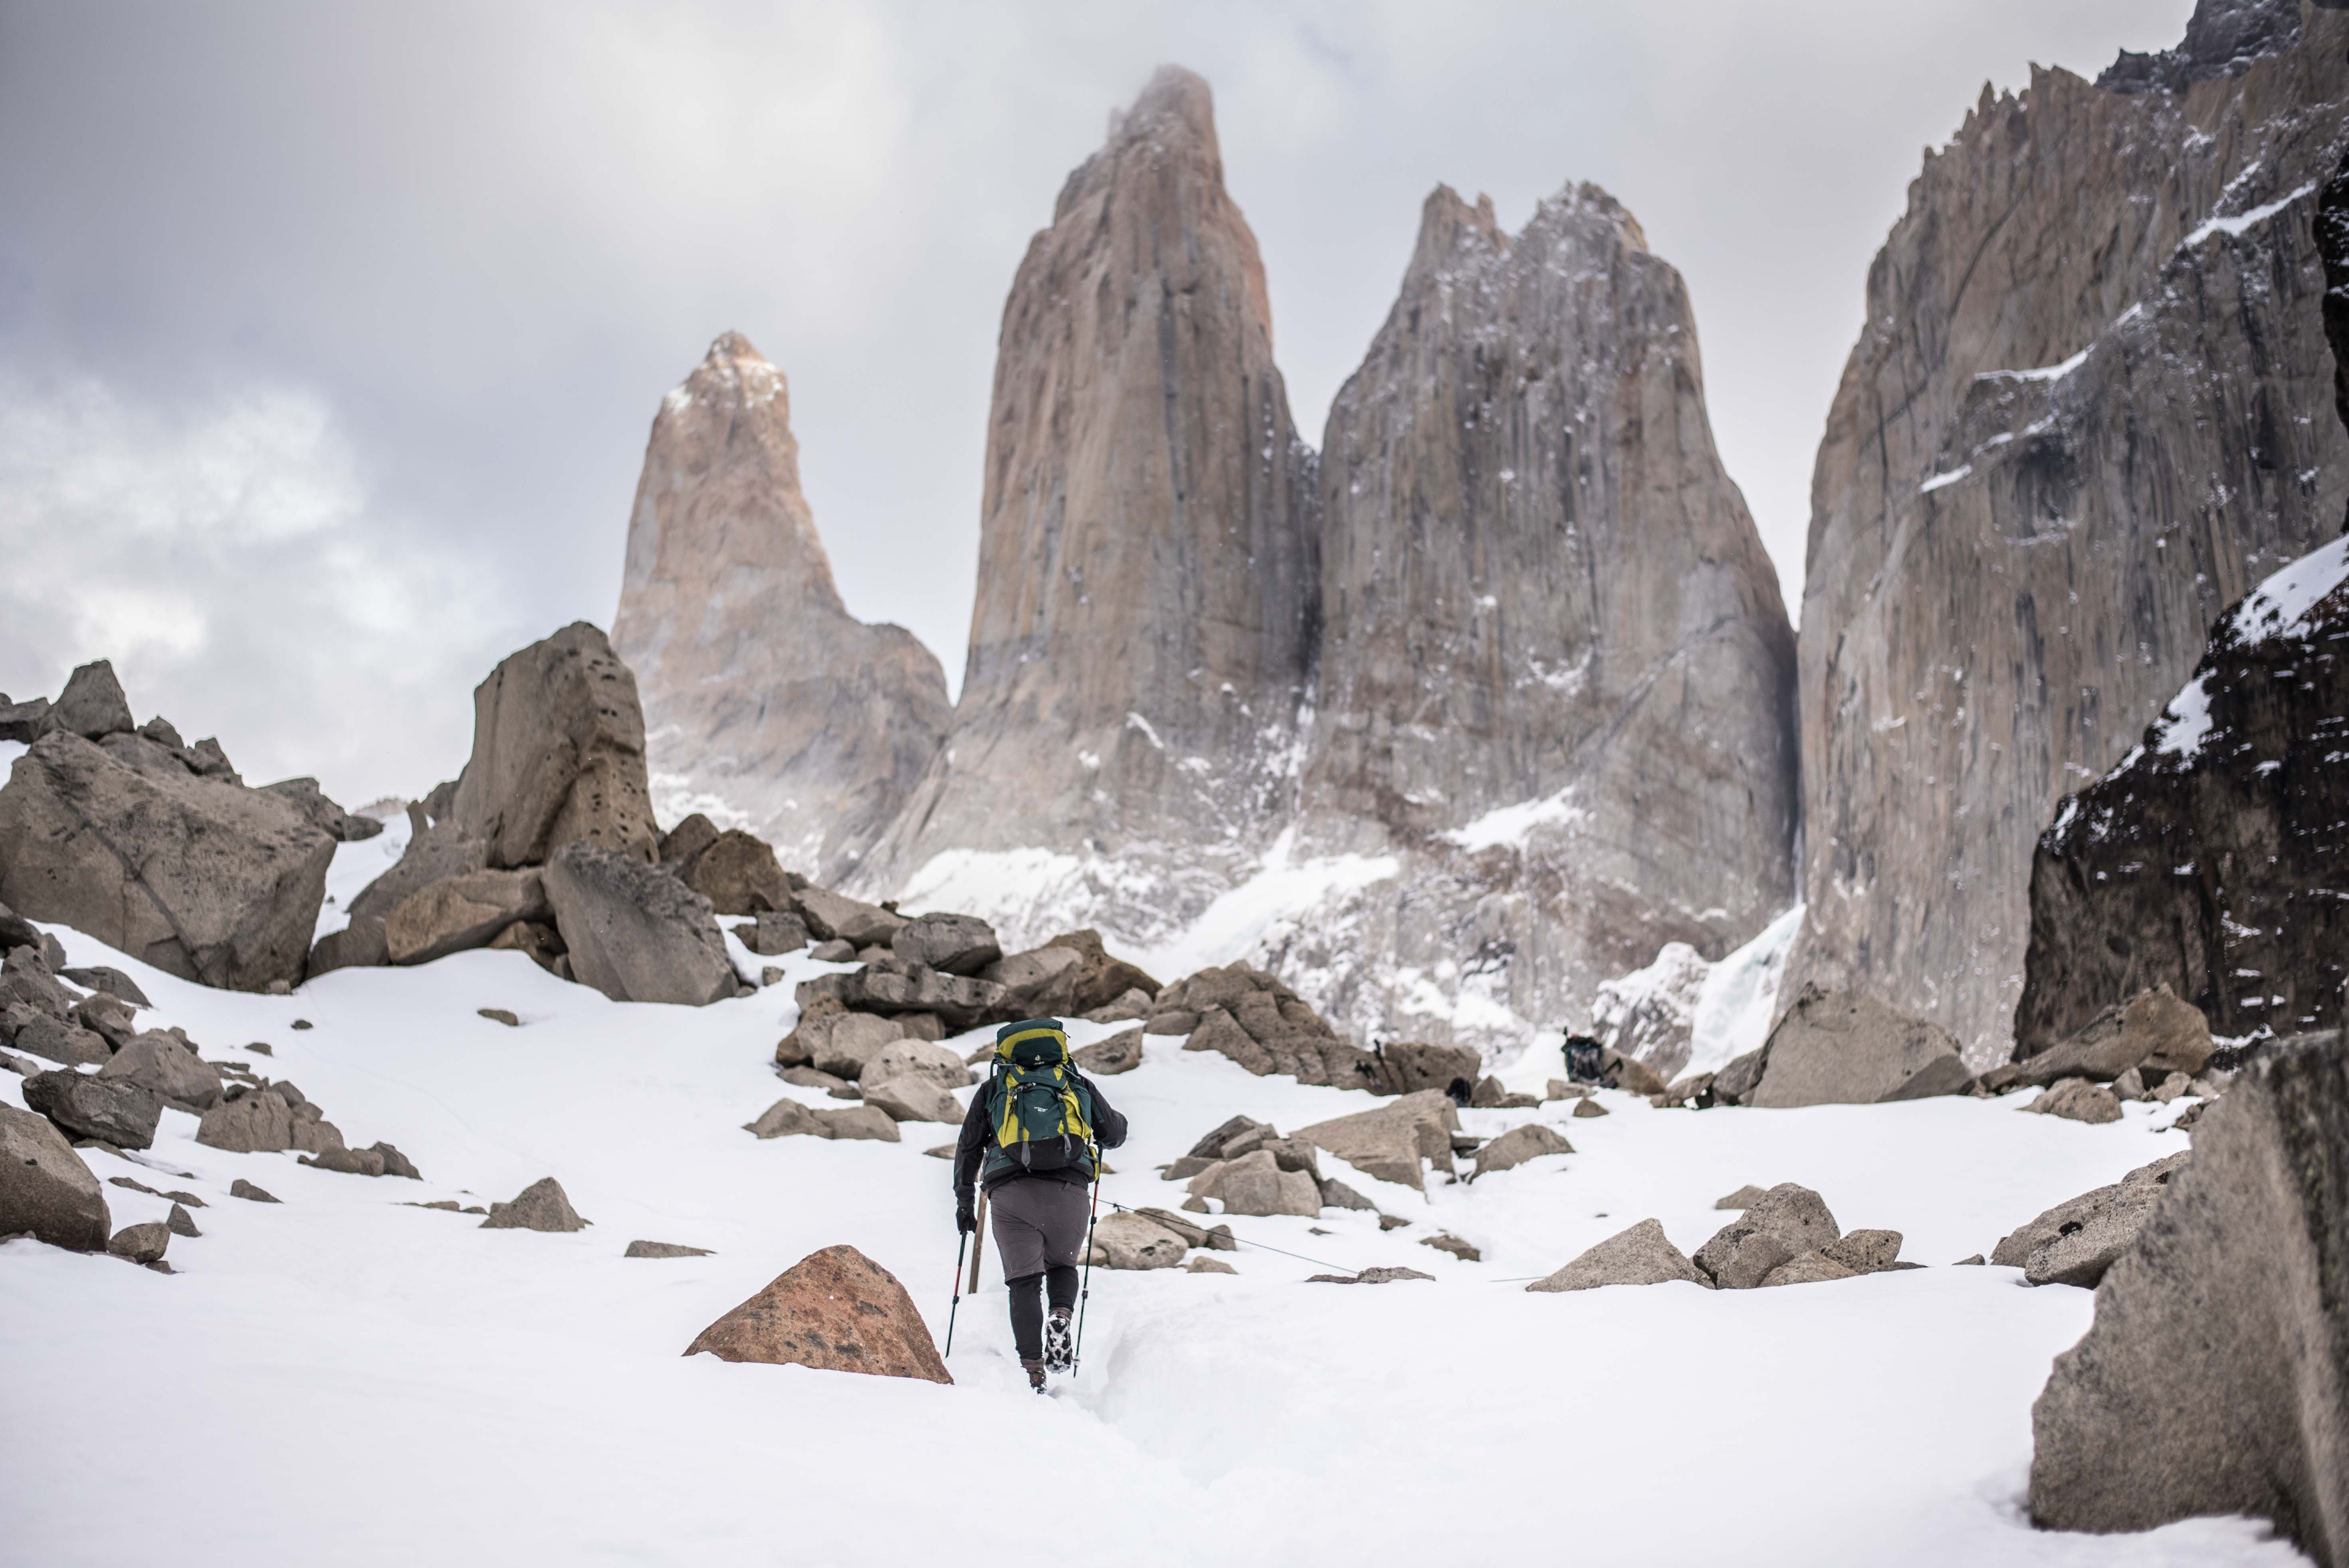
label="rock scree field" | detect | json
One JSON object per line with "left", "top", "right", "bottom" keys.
{"left": 0, "top": 871, "right": 2306, "bottom": 1567}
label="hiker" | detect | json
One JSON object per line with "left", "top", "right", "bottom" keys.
{"left": 953, "top": 1017, "right": 1129, "bottom": 1392}
{"left": 1563, "top": 1031, "right": 1605, "bottom": 1085}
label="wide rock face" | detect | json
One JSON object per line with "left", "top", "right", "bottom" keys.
{"left": 2015, "top": 538, "right": 2349, "bottom": 1047}
{"left": 1789, "top": 4, "right": 2349, "bottom": 1064}
{"left": 0, "top": 1102, "right": 109, "bottom": 1250}
{"left": 685, "top": 1243, "right": 950, "bottom": 1383}
{"left": 1290, "top": 182, "right": 1797, "bottom": 1048}
{"left": 448, "top": 622, "right": 660, "bottom": 869}
{"left": 1746, "top": 986, "right": 1971, "bottom": 1108}
{"left": 542, "top": 843, "right": 737, "bottom": 1007}
{"left": 610, "top": 334, "right": 950, "bottom": 884}
{"left": 2028, "top": 1034, "right": 2348, "bottom": 1562}
{"left": 0, "top": 732, "right": 332, "bottom": 990}
{"left": 857, "top": 65, "right": 1319, "bottom": 930}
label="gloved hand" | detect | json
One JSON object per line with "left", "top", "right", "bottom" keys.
{"left": 956, "top": 1201, "right": 976, "bottom": 1235}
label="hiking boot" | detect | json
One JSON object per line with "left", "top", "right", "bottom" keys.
{"left": 1021, "top": 1358, "right": 1048, "bottom": 1393}
{"left": 1042, "top": 1307, "right": 1073, "bottom": 1373}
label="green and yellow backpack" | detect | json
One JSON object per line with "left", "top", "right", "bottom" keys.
{"left": 983, "top": 1018, "right": 1097, "bottom": 1179}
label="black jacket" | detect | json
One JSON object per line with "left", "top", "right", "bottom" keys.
{"left": 953, "top": 1066, "right": 1128, "bottom": 1205}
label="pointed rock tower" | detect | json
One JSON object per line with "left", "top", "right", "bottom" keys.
{"left": 858, "top": 67, "right": 1318, "bottom": 933}
{"left": 611, "top": 333, "right": 949, "bottom": 883}
{"left": 1281, "top": 185, "right": 1799, "bottom": 1046}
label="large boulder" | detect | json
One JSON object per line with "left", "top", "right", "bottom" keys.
{"left": 1992, "top": 1152, "right": 2189, "bottom": 1288}
{"left": 0, "top": 1102, "right": 110, "bottom": 1250}
{"left": 685, "top": 1243, "right": 949, "bottom": 1383}
{"left": 346, "top": 825, "right": 490, "bottom": 925}
{"left": 543, "top": 842, "right": 737, "bottom": 1006}
{"left": 796, "top": 959, "right": 1006, "bottom": 1034}
{"left": 745, "top": 1097, "right": 831, "bottom": 1139}
{"left": 384, "top": 868, "right": 550, "bottom": 966}
{"left": 1528, "top": 1218, "right": 1708, "bottom": 1292}
{"left": 815, "top": 1104, "right": 900, "bottom": 1141}
{"left": 1153, "top": 963, "right": 1379, "bottom": 1089}
{"left": 1692, "top": 1183, "right": 1841, "bottom": 1289}
{"left": 23, "top": 1068, "right": 161, "bottom": 1149}
{"left": 447, "top": 623, "right": 659, "bottom": 868}
{"left": 196, "top": 1089, "right": 295, "bottom": 1153}
{"left": 1071, "top": 1028, "right": 1142, "bottom": 1076}
{"left": 1370, "top": 1040, "right": 1482, "bottom": 1099}
{"left": 97, "top": 1032, "right": 223, "bottom": 1111}
{"left": 2028, "top": 1036, "right": 2349, "bottom": 1560}
{"left": 261, "top": 776, "right": 383, "bottom": 842}
{"left": 2024, "top": 1078, "right": 2124, "bottom": 1125}
{"left": 0, "top": 732, "right": 333, "bottom": 991}
{"left": 681, "top": 830, "right": 794, "bottom": 917}
{"left": 1042, "top": 929, "right": 1162, "bottom": 1015}
{"left": 6, "top": 1011, "right": 109, "bottom": 1068}
{"left": 789, "top": 1010, "right": 906, "bottom": 1080}
{"left": 480, "top": 1176, "right": 588, "bottom": 1232}
{"left": 1293, "top": 1090, "right": 1459, "bottom": 1191}
{"left": 48, "top": 660, "right": 134, "bottom": 739}
{"left": 1471, "top": 1122, "right": 1574, "bottom": 1177}
{"left": 1085, "top": 1211, "right": 1189, "bottom": 1269}
{"left": 862, "top": 1038, "right": 970, "bottom": 1090}
{"left": 2013, "top": 985, "right": 2214, "bottom": 1087}
{"left": 1186, "top": 1149, "right": 1320, "bottom": 1217}
{"left": 979, "top": 945, "right": 1082, "bottom": 1017}
{"left": 860, "top": 1075, "right": 963, "bottom": 1124}
{"left": 1745, "top": 985, "right": 1972, "bottom": 1108}
{"left": 892, "top": 912, "right": 1001, "bottom": 976}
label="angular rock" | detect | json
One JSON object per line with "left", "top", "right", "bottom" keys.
{"left": 50, "top": 660, "right": 134, "bottom": 739}
{"left": 308, "top": 916, "right": 390, "bottom": 976}
{"left": 1041, "top": 930, "right": 1162, "bottom": 1016}
{"left": 1759, "top": 1250, "right": 1859, "bottom": 1287}
{"left": 166, "top": 1202, "right": 200, "bottom": 1237}
{"left": 859, "top": 1075, "right": 962, "bottom": 1124}
{"left": 978, "top": 945, "right": 1082, "bottom": 1018}
{"left": 815, "top": 1104, "right": 899, "bottom": 1142}
{"left": 670, "top": 830, "right": 791, "bottom": 919}
{"left": 304, "top": 1145, "right": 388, "bottom": 1177}
{"left": 795, "top": 887, "right": 904, "bottom": 949}
{"left": 1316, "top": 1177, "right": 1375, "bottom": 1212}
{"left": 0, "top": 1102, "right": 109, "bottom": 1249}
{"left": 447, "top": 623, "right": 659, "bottom": 868}
{"left": 1528, "top": 1218, "right": 1708, "bottom": 1293}
{"left": 2029, "top": 1031, "right": 2349, "bottom": 1559}
{"left": 1471, "top": 1122, "right": 1575, "bottom": 1178}
{"left": 1185, "top": 1115, "right": 1271, "bottom": 1161}
{"left": 745, "top": 1098, "right": 831, "bottom": 1140}
{"left": 97, "top": 1032, "right": 223, "bottom": 1111}
{"left": 57, "top": 966, "right": 149, "bottom": 1008}
{"left": 0, "top": 697, "right": 52, "bottom": 743}
{"left": 2016, "top": 984, "right": 2216, "bottom": 1086}
{"left": 0, "top": 732, "right": 333, "bottom": 991}
{"left": 1821, "top": 1229, "right": 1905, "bottom": 1274}
{"left": 1694, "top": 1183, "right": 1841, "bottom": 1289}
{"left": 384, "top": 868, "right": 550, "bottom": 966}
{"left": 480, "top": 1177, "right": 588, "bottom": 1232}
{"left": 736, "top": 910, "right": 811, "bottom": 957}
{"left": 797, "top": 961, "right": 1005, "bottom": 1034}
{"left": 1160, "top": 965, "right": 1378, "bottom": 1089}
{"left": 197, "top": 1090, "right": 295, "bottom": 1153}
{"left": 1187, "top": 1149, "right": 1320, "bottom": 1217}
{"left": 1071, "top": 1028, "right": 1142, "bottom": 1076}
{"left": 107, "top": 1221, "right": 169, "bottom": 1264}
{"left": 1294, "top": 1090, "right": 1459, "bottom": 1190}
{"left": 1084, "top": 1211, "right": 1189, "bottom": 1270}
{"left": 1310, "top": 1266, "right": 1435, "bottom": 1286}
{"left": 627, "top": 1240, "right": 713, "bottom": 1258}
{"left": 798, "top": 1011, "right": 905, "bottom": 1081}
{"left": 862, "top": 1038, "right": 971, "bottom": 1091}
{"left": 1746, "top": 985, "right": 1972, "bottom": 1108}
{"left": 1571, "top": 1098, "right": 1609, "bottom": 1119}
{"left": 1712, "top": 1046, "right": 1769, "bottom": 1106}
{"left": 347, "top": 825, "right": 491, "bottom": 928}
{"left": 24, "top": 1069, "right": 159, "bottom": 1149}
{"left": 261, "top": 776, "right": 381, "bottom": 842}
{"left": 1371, "top": 1040, "right": 1482, "bottom": 1100}
{"left": 891, "top": 913, "right": 1001, "bottom": 977}
{"left": 1992, "top": 1152, "right": 2191, "bottom": 1288}
{"left": 2025, "top": 1079, "right": 2124, "bottom": 1124}
{"left": 71, "top": 993, "right": 137, "bottom": 1051}
{"left": 8, "top": 1012, "right": 110, "bottom": 1068}
{"left": 1186, "top": 1256, "right": 1237, "bottom": 1274}
{"left": 229, "top": 1178, "right": 279, "bottom": 1202}
{"left": 684, "top": 1243, "right": 949, "bottom": 1383}
{"left": 1080, "top": 987, "right": 1155, "bottom": 1024}
{"left": 1421, "top": 1233, "right": 1479, "bottom": 1262}
{"left": 543, "top": 842, "right": 735, "bottom": 1006}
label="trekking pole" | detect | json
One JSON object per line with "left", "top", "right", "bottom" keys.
{"left": 967, "top": 1190, "right": 989, "bottom": 1294}
{"left": 944, "top": 1229, "right": 969, "bottom": 1357}
{"left": 1072, "top": 1153, "right": 1103, "bottom": 1368}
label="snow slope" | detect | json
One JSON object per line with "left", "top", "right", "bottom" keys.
{"left": 0, "top": 896, "right": 2307, "bottom": 1567}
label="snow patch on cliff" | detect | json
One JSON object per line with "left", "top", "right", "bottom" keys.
{"left": 2225, "top": 532, "right": 2349, "bottom": 645}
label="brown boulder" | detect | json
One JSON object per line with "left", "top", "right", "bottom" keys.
{"left": 682, "top": 830, "right": 794, "bottom": 917}
{"left": 385, "top": 869, "right": 550, "bottom": 965}
{"left": 2013, "top": 985, "right": 2214, "bottom": 1087}
{"left": 1072, "top": 1028, "right": 1143, "bottom": 1076}
{"left": 0, "top": 1103, "right": 110, "bottom": 1250}
{"left": 1529, "top": 1219, "right": 1710, "bottom": 1293}
{"left": 1294, "top": 1090, "right": 1458, "bottom": 1190}
{"left": 1043, "top": 929, "right": 1162, "bottom": 1015}
{"left": 1158, "top": 963, "right": 1378, "bottom": 1089}
{"left": 684, "top": 1244, "right": 949, "bottom": 1383}
{"left": 543, "top": 842, "right": 737, "bottom": 1006}
{"left": 1746, "top": 985, "right": 1972, "bottom": 1108}
{"left": 480, "top": 1176, "right": 588, "bottom": 1232}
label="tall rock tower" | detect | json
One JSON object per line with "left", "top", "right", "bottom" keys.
{"left": 1279, "top": 185, "right": 1799, "bottom": 1046}
{"left": 611, "top": 333, "right": 950, "bottom": 883}
{"left": 1787, "top": 0, "right": 2349, "bottom": 1064}
{"left": 858, "top": 67, "right": 1319, "bottom": 935}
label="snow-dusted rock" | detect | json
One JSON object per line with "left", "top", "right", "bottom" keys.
{"left": 794, "top": 887, "right": 903, "bottom": 949}
{"left": 2029, "top": 1034, "right": 2349, "bottom": 1558}
{"left": 859, "top": 1075, "right": 962, "bottom": 1125}
{"left": 1161, "top": 965, "right": 1377, "bottom": 1089}
{"left": 862, "top": 1038, "right": 970, "bottom": 1092}
{"left": 1070, "top": 1028, "right": 1142, "bottom": 1076}
{"left": 891, "top": 913, "right": 999, "bottom": 977}
{"left": 1745, "top": 986, "right": 1971, "bottom": 1109}
{"left": 2024, "top": 1080, "right": 2123, "bottom": 1125}
{"left": 1370, "top": 1040, "right": 1481, "bottom": 1100}
{"left": 543, "top": 842, "right": 736, "bottom": 1007}
{"left": 1790, "top": 6, "right": 2349, "bottom": 1064}
{"left": 0, "top": 1102, "right": 109, "bottom": 1250}
{"left": 1821, "top": 1230, "right": 1906, "bottom": 1274}
{"left": 197, "top": 1088, "right": 294, "bottom": 1153}
{"left": 746, "top": 1098, "right": 830, "bottom": 1140}
{"left": 7, "top": 1012, "right": 108, "bottom": 1068}
{"left": 1528, "top": 1219, "right": 1708, "bottom": 1293}
{"left": 480, "top": 1177, "right": 587, "bottom": 1233}
{"left": 23, "top": 1069, "right": 159, "bottom": 1150}
{"left": 1992, "top": 1152, "right": 2189, "bottom": 1288}
{"left": 814, "top": 1104, "right": 899, "bottom": 1142}
{"left": 1294, "top": 1091, "right": 1458, "bottom": 1191}
{"left": 980, "top": 945, "right": 1081, "bottom": 1018}
{"left": 1470, "top": 1123, "right": 1573, "bottom": 1178}
{"left": 685, "top": 1244, "right": 949, "bottom": 1383}
{"left": 1694, "top": 1184, "right": 1841, "bottom": 1290}
{"left": 447, "top": 623, "right": 659, "bottom": 870}
{"left": 663, "top": 823, "right": 794, "bottom": 919}
{"left": 625, "top": 1241, "right": 712, "bottom": 1259}
{"left": 1759, "top": 1251, "right": 1857, "bottom": 1288}
{"left": 0, "top": 732, "right": 333, "bottom": 992}
{"left": 1186, "top": 1149, "right": 1319, "bottom": 1217}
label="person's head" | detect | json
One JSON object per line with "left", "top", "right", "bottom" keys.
{"left": 995, "top": 1017, "right": 1069, "bottom": 1068}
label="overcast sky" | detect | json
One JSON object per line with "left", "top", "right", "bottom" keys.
{"left": 0, "top": 0, "right": 2190, "bottom": 806}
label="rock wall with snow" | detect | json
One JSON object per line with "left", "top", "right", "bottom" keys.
{"left": 854, "top": 67, "right": 1318, "bottom": 930}
{"left": 610, "top": 333, "right": 950, "bottom": 885}
{"left": 1279, "top": 184, "right": 1797, "bottom": 1048}
{"left": 1787, "top": 0, "right": 2349, "bottom": 1066}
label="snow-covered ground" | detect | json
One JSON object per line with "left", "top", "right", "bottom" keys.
{"left": 0, "top": 875, "right": 2307, "bottom": 1566}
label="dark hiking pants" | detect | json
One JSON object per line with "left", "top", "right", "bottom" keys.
{"left": 990, "top": 1177, "right": 1087, "bottom": 1360}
